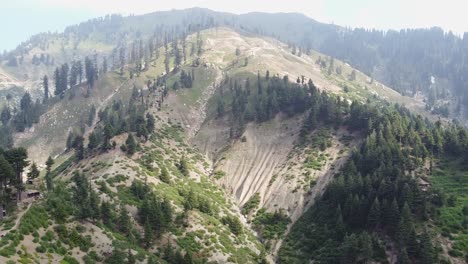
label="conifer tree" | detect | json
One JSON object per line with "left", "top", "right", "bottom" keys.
{"left": 89, "top": 188, "right": 100, "bottom": 221}
{"left": 127, "top": 249, "right": 136, "bottom": 264}
{"left": 45, "top": 156, "right": 54, "bottom": 191}
{"left": 178, "top": 156, "right": 189, "bottom": 176}
{"left": 43, "top": 75, "right": 49, "bottom": 101}
{"left": 88, "top": 132, "right": 98, "bottom": 150}
{"left": 118, "top": 205, "right": 131, "bottom": 235}
{"left": 159, "top": 167, "right": 171, "bottom": 184}
{"left": 367, "top": 198, "right": 381, "bottom": 228}
{"left": 0, "top": 154, "right": 14, "bottom": 218}
{"left": 27, "top": 162, "right": 40, "bottom": 182}
{"left": 72, "top": 172, "right": 91, "bottom": 219}
{"left": 397, "top": 248, "right": 410, "bottom": 264}
{"left": 5, "top": 148, "right": 29, "bottom": 202}
{"left": 419, "top": 230, "right": 434, "bottom": 264}
{"left": 146, "top": 113, "right": 155, "bottom": 132}
{"left": 125, "top": 133, "right": 137, "bottom": 155}
{"left": 143, "top": 217, "right": 153, "bottom": 248}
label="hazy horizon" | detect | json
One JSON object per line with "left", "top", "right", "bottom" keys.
{"left": 1, "top": 0, "right": 467, "bottom": 51}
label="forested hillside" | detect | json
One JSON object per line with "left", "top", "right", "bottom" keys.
{"left": 3, "top": 8, "right": 467, "bottom": 125}
{"left": 0, "top": 7, "right": 467, "bottom": 264}
{"left": 279, "top": 99, "right": 468, "bottom": 263}
{"left": 232, "top": 13, "right": 468, "bottom": 122}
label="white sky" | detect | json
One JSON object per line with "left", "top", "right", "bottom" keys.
{"left": 1, "top": 0, "right": 467, "bottom": 51}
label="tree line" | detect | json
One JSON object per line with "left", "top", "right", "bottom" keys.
{"left": 279, "top": 91, "right": 468, "bottom": 263}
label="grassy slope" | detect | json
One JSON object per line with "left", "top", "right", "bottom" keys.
{"left": 430, "top": 158, "right": 468, "bottom": 260}
{"left": 0, "top": 32, "right": 265, "bottom": 263}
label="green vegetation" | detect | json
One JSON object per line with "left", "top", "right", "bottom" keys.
{"left": 304, "top": 152, "right": 328, "bottom": 170}
{"left": 430, "top": 158, "right": 468, "bottom": 259}
{"left": 253, "top": 208, "right": 290, "bottom": 240}
{"left": 212, "top": 170, "right": 226, "bottom": 180}
{"left": 19, "top": 205, "right": 49, "bottom": 235}
{"left": 241, "top": 193, "right": 261, "bottom": 215}
{"left": 280, "top": 96, "right": 468, "bottom": 263}
{"left": 221, "top": 215, "right": 243, "bottom": 235}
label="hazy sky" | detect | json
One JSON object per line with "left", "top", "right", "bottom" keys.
{"left": 1, "top": 0, "right": 467, "bottom": 51}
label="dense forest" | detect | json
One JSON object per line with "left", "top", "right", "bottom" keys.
{"left": 215, "top": 71, "right": 468, "bottom": 263}
{"left": 279, "top": 91, "right": 468, "bottom": 263}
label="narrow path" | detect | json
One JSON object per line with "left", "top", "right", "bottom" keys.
{"left": 0, "top": 202, "right": 32, "bottom": 237}
{"left": 187, "top": 67, "right": 223, "bottom": 141}
{"left": 269, "top": 134, "right": 361, "bottom": 261}
{"left": 84, "top": 79, "right": 130, "bottom": 141}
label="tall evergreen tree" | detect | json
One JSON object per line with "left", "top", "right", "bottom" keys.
{"left": 367, "top": 198, "right": 381, "bottom": 229}
{"left": 125, "top": 133, "right": 137, "bottom": 155}
{"left": 0, "top": 154, "right": 14, "bottom": 219}
{"left": 43, "top": 75, "right": 49, "bottom": 101}
{"left": 118, "top": 205, "right": 131, "bottom": 235}
{"left": 5, "top": 148, "right": 29, "bottom": 202}
{"left": 27, "top": 162, "right": 40, "bottom": 182}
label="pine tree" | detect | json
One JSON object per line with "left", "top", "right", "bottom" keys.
{"left": 127, "top": 249, "right": 136, "bottom": 264}
{"left": 103, "top": 124, "right": 114, "bottom": 151}
{"left": 384, "top": 198, "right": 400, "bottom": 234}
{"left": 0, "top": 107, "right": 11, "bottom": 126}
{"left": 257, "top": 72, "right": 262, "bottom": 95}
{"left": 163, "top": 243, "right": 174, "bottom": 261}
{"left": 85, "top": 56, "right": 96, "bottom": 89}
{"left": 396, "top": 202, "right": 414, "bottom": 246}
{"left": 89, "top": 189, "right": 100, "bottom": 221}
{"left": 161, "top": 198, "right": 173, "bottom": 231}
{"left": 0, "top": 154, "right": 14, "bottom": 219}
{"left": 367, "top": 198, "right": 381, "bottom": 229}
{"left": 102, "top": 56, "right": 108, "bottom": 74}
{"left": 146, "top": 113, "right": 155, "bottom": 132}
{"left": 88, "top": 132, "right": 98, "bottom": 150}
{"left": 43, "top": 75, "right": 49, "bottom": 101}
{"left": 45, "top": 173, "right": 53, "bottom": 191}
{"left": 178, "top": 156, "right": 189, "bottom": 176}
{"left": 72, "top": 172, "right": 91, "bottom": 220}
{"left": 100, "top": 201, "right": 115, "bottom": 228}
{"left": 164, "top": 51, "right": 170, "bottom": 74}
{"left": 159, "top": 167, "right": 171, "bottom": 184}
{"left": 118, "top": 205, "right": 131, "bottom": 235}
{"left": 217, "top": 99, "right": 225, "bottom": 118}
{"left": 54, "top": 67, "right": 61, "bottom": 96}
{"left": 175, "top": 251, "right": 185, "bottom": 264}
{"left": 143, "top": 217, "right": 153, "bottom": 248}
{"left": 184, "top": 251, "right": 194, "bottom": 264}
{"left": 45, "top": 155, "right": 54, "bottom": 191}
{"left": 406, "top": 228, "right": 419, "bottom": 257}
{"left": 125, "top": 133, "right": 137, "bottom": 155}
{"left": 46, "top": 156, "right": 54, "bottom": 174}
{"left": 5, "top": 148, "right": 29, "bottom": 203}
{"left": 27, "top": 162, "right": 40, "bottom": 182}
{"left": 73, "top": 135, "right": 85, "bottom": 160}
{"left": 397, "top": 248, "right": 410, "bottom": 264}
{"left": 335, "top": 205, "right": 345, "bottom": 238}
{"left": 419, "top": 230, "right": 434, "bottom": 264}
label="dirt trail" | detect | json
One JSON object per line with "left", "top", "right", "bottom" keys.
{"left": 187, "top": 67, "right": 223, "bottom": 141}
{"left": 269, "top": 137, "right": 356, "bottom": 258}
{"left": 84, "top": 79, "right": 130, "bottom": 141}
{"left": 0, "top": 202, "right": 32, "bottom": 238}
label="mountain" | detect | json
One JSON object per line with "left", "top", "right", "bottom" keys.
{"left": 3, "top": 8, "right": 468, "bottom": 123}
{"left": 0, "top": 8, "right": 466, "bottom": 264}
